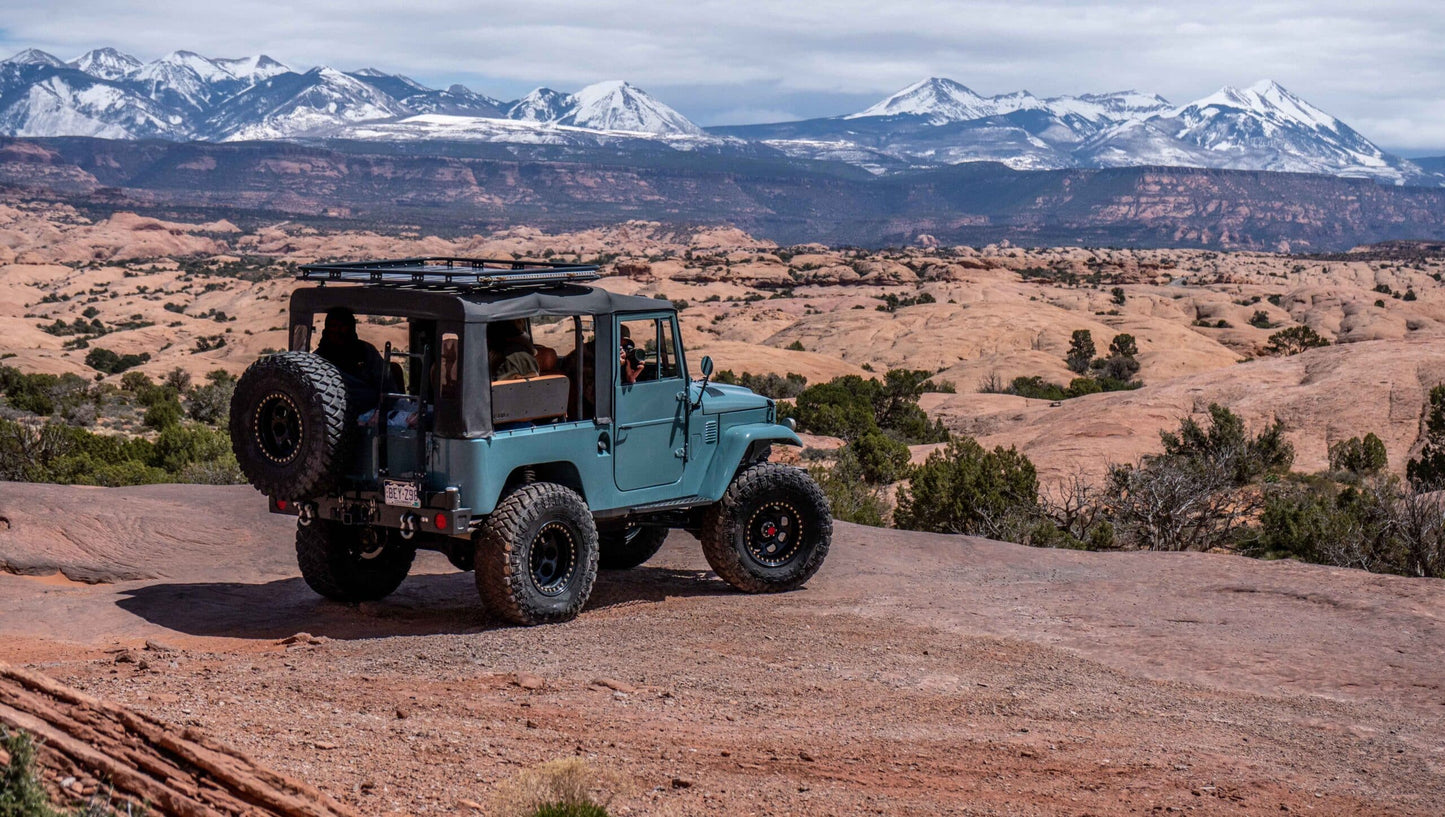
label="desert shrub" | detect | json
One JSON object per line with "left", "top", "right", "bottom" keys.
{"left": 185, "top": 372, "right": 237, "bottom": 425}
{"left": 1107, "top": 333, "right": 1138, "bottom": 358}
{"left": 119, "top": 371, "right": 153, "bottom": 393}
{"left": 490, "top": 758, "right": 619, "bottom": 817}
{"left": 1407, "top": 384, "right": 1445, "bottom": 490}
{"left": 152, "top": 423, "right": 231, "bottom": 473}
{"left": 1038, "top": 472, "right": 1115, "bottom": 550}
{"left": 1248, "top": 476, "right": 1445, "bottom": 578}
{"left": 791, "top": 370, "right": 947, "bottom": 444}
{"left": 1263, "top": 325, "right": 1330, "bottom": 356}
{"left": 0, "top": 727, "right": 57, "bottom": 817}
{"left": 1249, "top": 310, "right": 1273, "bottom": 329}
{"left": 710, "top": 370, "right": 806, "bottom": 399}
{"left": 163, "top": 367, "right": 192, "bottom": 393}
{"left": 1008, "top": 376, "right": 1068, "bottom": 401}
{"left": 1110, "top": 286, "right": 1126, "bottom": 306}
{"left": 1106, "top": 405, "right": 1293, "bottom": 551}
{"left": 1087, "top": 333, "right": 1142, "bottom": 383}
{"left": 808, "top": 447, "right": 890, "bottom": 527}
{"left": 895, "top": 436, "right": 1039, "bottom": 539}
{"left": 1328, "top": 433, "right": 1388, "bottom": 476}
{"left": 1159, "top": 403, "right": 1293, "bottom": 485}
{"left": 851, "top": 430, "right": 911, "bottom": 484}
{"left": 143, "top": 400, "right": 184, "bottom": 430}
{"left": 1065, "top": 329, "right": 1095, "bottom": 374}
{"left": 785, "top": 340, "right": 805, "bottom": 351}
{"left": 83, "top": 347, "right": 149, "bottom": 375}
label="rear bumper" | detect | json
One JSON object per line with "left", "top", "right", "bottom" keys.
{"left": 269, "top": 493, "right": 473, "bottom": 537}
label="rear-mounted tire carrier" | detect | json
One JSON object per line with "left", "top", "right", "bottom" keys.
{"left": 230, "top": 352, "right": 352, "bottom": 499}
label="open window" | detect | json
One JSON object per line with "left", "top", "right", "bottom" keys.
{"left": 487, "top": 315, "right": 598, "bottom": 429}
{"left": 618, "top": 316, "right": 683, "bottom": 384}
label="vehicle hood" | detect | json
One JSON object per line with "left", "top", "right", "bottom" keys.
{"left": 693, "top": 382, "right": 771, "bottom": 415}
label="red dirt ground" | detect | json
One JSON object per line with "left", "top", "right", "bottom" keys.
{"left": 1, "top": 482, "right": 1442, "bottom": 815}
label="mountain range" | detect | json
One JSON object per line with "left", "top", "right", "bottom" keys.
{"left": 0, "top": 47, "right": 1439, "bottom": 188}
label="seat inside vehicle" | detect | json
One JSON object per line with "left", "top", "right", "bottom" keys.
{"left": 492, "top": 374, "right": 571, "bottom": 425}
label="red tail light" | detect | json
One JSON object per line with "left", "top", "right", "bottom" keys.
{"left": 434, "top": 512, "right": 449, "bottom": 530}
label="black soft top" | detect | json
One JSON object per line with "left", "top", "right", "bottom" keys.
{"left": 289, "top": 284, "right": 670, "bottom": 323}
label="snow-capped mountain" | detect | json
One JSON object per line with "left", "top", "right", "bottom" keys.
{"left": 213, "top": 54, "right": 291, "bottom": 84}
{"left": 507, "top": 88, "right": 574, "bottom": 123}
{"left": 498, "top": 81, "right": 702, "bottom": 135}
{"left": 1080, "top": 80, "right": 1423, "bottom": 183}
{"left": 0, "top": 46, "right": 1434, "bottom": 187}
{"left": 847, "top": 78, "right": 1002, "bottom": 123}
{"left": 721, "top": 76, "right": 1432, "bottom": 184}
{"left": 557, "top": 81, "right": 702, "bottom": 135}
{"left": 127, "top": 58, "right": 218, "bottom": 115}
{"left": 205, "top": 67, "right": 410, "bottom": 141}
{"left": 0, "top": 71, "right": 186, "bottom": 139}
{"left": 69, "top": 48, "right": 143, "bottom": 80}
{"left": 2, "top": 49, "right": 66, "bottom": 68}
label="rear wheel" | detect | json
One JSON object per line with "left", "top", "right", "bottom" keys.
{"left": 701, "top": 462, "right": 831, "bottom": 593}
{"left": 296, "top": 520, "right": 415, "bottom": 602}
{"left": 475, "top": 483, "right": 599, "bottom": 625}
{"left": 598, "top": 525, "right": 669, "bottom": 570}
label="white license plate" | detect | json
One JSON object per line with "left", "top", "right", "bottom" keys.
{"left": 384, "top": 480, "right": 421, "bottom": 508}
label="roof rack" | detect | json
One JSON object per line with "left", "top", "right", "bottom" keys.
{"left": 297, "top": 257, "right": 601, "bottom": 291}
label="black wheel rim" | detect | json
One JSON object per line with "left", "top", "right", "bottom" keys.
{"left": 353, "top": 527, "right": 387, "bottom": 562}
{"left": 746, "top": 501, "right": 804, "bottom": 567}
{"left": 529, "top": 522, "right": 578, "bottom": 596}
{"left": 256, "top": 392, "right": 303, "bottom": 464}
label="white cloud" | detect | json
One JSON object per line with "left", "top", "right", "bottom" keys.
{"left": 4, "top": 0, "right": 1443, "bottom": 151}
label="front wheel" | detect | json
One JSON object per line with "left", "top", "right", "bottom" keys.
{"left": 700, "top": 462, "right": 832, "bottom": 593}
{"left": 475, "top": 483, "right": 599, "bottom": 625}
{"left": 296, "top": 521, "right": 415, "bottom": 602}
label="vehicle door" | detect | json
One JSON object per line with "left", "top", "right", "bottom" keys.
{"left": 613, "top": 313, "right": 687, "bottom": 491}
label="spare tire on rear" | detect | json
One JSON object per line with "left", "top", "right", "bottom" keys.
{"left": 229, "top": 352, "right": 353, "bottom": 499}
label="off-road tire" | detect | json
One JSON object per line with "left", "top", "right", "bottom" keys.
{"left": 296, "top": 520, "right": 415, "bottom": 602}
{"left": 475, "top": 483, "right": 599, "bottom": 625}
{"left": 230, "top": 352, "right": 352, "bottom": 499}
{"left": 701, "top": 462, "right": 831, "bottom": 593}
{"left": 598, "top": 525, "right": 669, "bottom": 570}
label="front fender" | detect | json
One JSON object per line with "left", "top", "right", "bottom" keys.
{"left": 699, "top": 423, "right": 802, "bottom": 502}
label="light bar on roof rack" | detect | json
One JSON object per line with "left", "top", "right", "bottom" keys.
{"left": 297, "top": 257, "right": 602, "bottom": 290}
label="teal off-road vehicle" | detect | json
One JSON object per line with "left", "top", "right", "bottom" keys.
{"left": 229, "top": 258, "right": 831, "bottom": 625}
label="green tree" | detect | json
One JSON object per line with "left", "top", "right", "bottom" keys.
{"left": 1329, "top": 433, "right": 1388, "bottom": 476}
{"left": 164, "top": 366, "right": 192, "bottom": 393}
{"left": 1408, "top": 385, "right": 1445, "bottom": 489}
{"left": 1065, "top": 329, "right": 1096, "bottom": 374}
{"left": 1108, "top": 333, "right": 1138, "bottom": 358}
{"left": 1160, "top": 403, "right": 1294, "bottom": 485}
{"left": 808, "top": 447, "right": 889, "bottom": 527}
{"left": 143, "top": 399, "right": 184, "bottom": 430}
{"left": 851, "top": 431, "right": 911, "bottom": 484}
{"left": 1263, "top": 325, "right": 1330, "bottom": 356}
{"left": 1110, "top": 287, "right": 1126, "bottom": 306}
{"left": 895, "top": 436, "right": 1039, "bottom": 537}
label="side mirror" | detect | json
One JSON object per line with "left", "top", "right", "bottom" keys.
{"left": 691, "top": 355, "right": 714, "bottom": 411}
{"left": 700, "top": 355, "right": 714, "bottom": 378}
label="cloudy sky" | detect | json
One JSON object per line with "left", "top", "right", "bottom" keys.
{"left": 5, "top": 0, "right": 1443, "bottom": 154}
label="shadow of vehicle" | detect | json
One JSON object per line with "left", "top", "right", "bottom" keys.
{"left": 115, "top": 565, "right": 732, "bottom": 641}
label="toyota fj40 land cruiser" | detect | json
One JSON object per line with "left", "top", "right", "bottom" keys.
{"left": 229, "top": 258, "right": 831, "bottom": 625}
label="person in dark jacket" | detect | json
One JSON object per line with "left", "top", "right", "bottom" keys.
{"left": 488, "top": 319, "right": 540, "bottom": 381}
{"left": 315, "top": 307, "right": 386, "bottom": 404}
